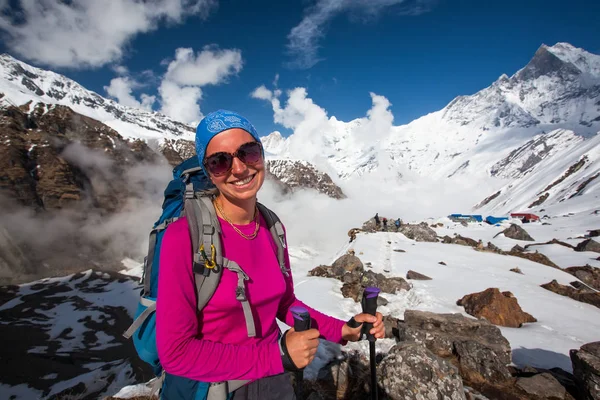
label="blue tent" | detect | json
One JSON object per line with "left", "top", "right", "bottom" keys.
{"left": 485, "top": 216, "right": 509, "bottom": 225}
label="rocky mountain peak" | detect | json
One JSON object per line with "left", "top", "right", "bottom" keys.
{"left": 516, "top": 45, "right": 581, "bottom": 82}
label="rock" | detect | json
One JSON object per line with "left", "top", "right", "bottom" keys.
{"left": 565, "top": 265, "right": 600, "bottom": 291}
{"left": 331, "top": 254, "right": 364, "bottom": 273}
{"left": 392, "top": 249, "right": 405, "bottom": 252}
{"left": 308, "top": 265, "right": 332, "bottom": 277}
{"left": 457, "top": 288, "right": 537, "bottom": 327}
{"left": 439, "top": 261, "right": 447, "bottom": 266}
{"left": 570, "top": 281, "right": 596, "bottom": 293}
{"left": 510, "top": 267, "right": 524, "bottom": 274}
{"left": 497, "top": 224, "right": 535, "bottom": 241}
{"left": 485, "top": 242, "right": 503, "bottom": 253}
{"left": 588, "top": 229, "right": 600, "bottom": 238}
{"left": 341, "top": 283, "right": 361, "bottom": 302}
{"left": 378, "top": 342, "right": 466, "bottom": 400}
{"left": 361, "top": 271, "right": 411, "bottom": 294}
{"left": 397, "top": 310, "right": 512, "bottom": 386}
{"left": 442, "top": 234, "right": 479, "bottom": 247}
{"left": 383, "top": 315, "right": 400, "bottom": 339}
{"left": 398, "top": 222, "right": 439, "bottom": 242}
{"left": 515, "top": 372, "right": 567, "bottom": 399}
{"left": 507, "top": 249, "right": 560, "bottom": 268}
{"left": 541, "top": 280, "right": 600, "bottom": 310}
{"left": 406, "top": 270, "right": 432, "bottom": 280}
{"left": 511, "top": 245, "right": 525, "bottom": 252}
{"left": 575, "top": 239, "right": 600, "bottom": 253}
{"left": 570, "top": 341, "right": 600, "bottom": 400}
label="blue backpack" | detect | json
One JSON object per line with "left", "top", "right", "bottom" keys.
{"left": 123, "top": 156, "right": 289, "bottom": 398}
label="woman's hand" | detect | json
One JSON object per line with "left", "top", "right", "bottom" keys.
{"left": 341, "top": 312, "right": 385, "bottom": 342}
{"left": 284, "top": 328, "right": 320, "bottom": 369}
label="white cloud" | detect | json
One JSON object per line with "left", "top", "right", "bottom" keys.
{"left": 165, "top": 46, "right": 243, "bottom": 86}
{"left": 355, "top": 92, "right": 394, "bottom": 143}
{"left": 287, "top": 0, "right": 436, "bottom": 69}
{"left": 104, "top": 77, "right": 156, "bottom": 111}
{"left": 159, "top": 80, "right": 203, "bottom": 125}
{"left": 158, "top": 46, "right": 243, "bottom": 124}
{"left": 112, "top": 65, "right": 129, "bottom": 76}
{"left": 0, "top": 0, "right": 217, "bottom": 68}
{"left": 251, "top": 85, "right": 274, "bottom": 101}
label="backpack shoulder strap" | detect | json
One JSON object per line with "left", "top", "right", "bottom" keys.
{"left": 184, "top": 189, "right": 257, "bottom": 338}
{"left": 256, "top": 202, "right": 290, "bottom": 277}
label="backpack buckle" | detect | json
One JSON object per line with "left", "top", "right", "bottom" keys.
{"left": 235, "top": 286, "right": 247, "bottom": 301}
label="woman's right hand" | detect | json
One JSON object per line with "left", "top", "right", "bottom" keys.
{"left": 284, "top": 327, "right": 320, "bottom": 369}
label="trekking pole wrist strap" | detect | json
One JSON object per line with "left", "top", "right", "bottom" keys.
{"left": 280, "top": 329, "right": 303, "bottom": 372}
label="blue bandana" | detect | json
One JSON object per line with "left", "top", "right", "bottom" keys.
{"left": 195, "top": 110, "right": 261, "bottom": 177}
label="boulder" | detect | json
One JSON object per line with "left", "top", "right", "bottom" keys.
{"left": 565, "top": 265, "right": 600, "bottom": 291}
{"left": 515, "top": 372, "right": 567, "bottom": 399}
{"left": 575, "top": 239, "right": 600, "bottom": 253}
{"left": 331, "top": 254, "right": 364, "bottom": 273}
{"left": 510, "top": 267, "right": 524, "bottom": 274}
{"left": 570, "top": 341, "right": 600, "bottom": 400}
{"left": 378, "top": 342, "right": 466, "bottom": 400}
{"left": 457, "top": 288, "right": 537, "bottom": 328}
{"left": 406, "top": 270, "right": 432, "bottom": 280}
{"left": 398, "top": 222, "right": 439, "bottom": 242}
{"left": 541, "top": 280, "right": 600, "bottom": 310}
{"left": 397, "top": 310, "right": 512, "bottom": 386}
{"left": 496, "top": 224, "right": 535, "bottom": 241}
{"left": 507, "top": 249, "right": 560, "bottom": 268}
{"left": 442, "top": 234, "right": 479, "bottom": 247}
{"left": 511, "top": 245, "right": 525, "bottom": 252}
{"left": 361, "top": 271, "right": 411, "bottom": 294}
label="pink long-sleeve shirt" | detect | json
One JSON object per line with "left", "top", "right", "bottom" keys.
{"left": 156, "top": 214, "right": 346, "bottom": 382}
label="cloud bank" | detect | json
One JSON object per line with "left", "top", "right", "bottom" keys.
{"left": 104, "top": 46, "right": 243, "bottom": 125}
{"left": 0, "top": 0, "right": 217, "bottom": 68}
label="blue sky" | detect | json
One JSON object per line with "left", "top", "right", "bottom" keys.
{"left": 1, "top": 0, "right": 599, "bottom": 137}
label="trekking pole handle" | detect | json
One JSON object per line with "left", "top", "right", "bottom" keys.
{"left": 291, "top": 306, "right": 311, "bottom": 332}
{"left": 361, "top": 287, "right": 380, "bottom": 342}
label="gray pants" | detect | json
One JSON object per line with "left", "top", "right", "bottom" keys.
{"left": 232, "top": 373, "right": 296, "bottom": 400}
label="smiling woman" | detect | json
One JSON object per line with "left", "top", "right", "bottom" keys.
{"left": 154, "top": 110, "right": 385, "bottom": 400}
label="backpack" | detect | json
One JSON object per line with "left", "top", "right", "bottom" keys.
{"left": 123, "top": 156, "right": 290, "bottom": 397}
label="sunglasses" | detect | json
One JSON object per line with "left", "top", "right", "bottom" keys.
{"left": 203, "top": 141, "right": 263, "bottom": 176}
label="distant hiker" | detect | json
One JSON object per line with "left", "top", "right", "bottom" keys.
{"left": 382, "top": 217, "right": 388, "bottom": 230}
{"left": 394, "top": 218, "right": 402, "bottom": 229}
{"left": 152, "top": 110, "right": 385, "bottom": 400}
{"left": 374, "top": 213, "right": 380, "bottom": 228}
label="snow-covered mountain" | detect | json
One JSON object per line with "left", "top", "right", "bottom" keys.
{"left": 263, "top": 43, "right": 600, "bottom": 184}
{"left": 0, "top": 53, "right": 195, "bottom": 143}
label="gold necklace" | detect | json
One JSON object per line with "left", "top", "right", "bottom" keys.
{"left": 213, "top": 198, "right": 260, "bottom": 240}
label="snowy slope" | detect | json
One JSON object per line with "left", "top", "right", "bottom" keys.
{"left": 477, "top": 131, "right": 600, "bottom": 214}
{"left": 0, "top": 53, "right": 194, "bottom": 143}
{"left": 0, "top": 270, "right": 145, "bottom": 399}
{"left": 262, "top": 43, "right": 600, "bottom": 182}
{"left": 286, "top": 212, "right": 600, "bottom": 378}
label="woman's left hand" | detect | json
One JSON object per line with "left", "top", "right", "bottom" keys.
{"left": 341, "top": 312, "right": 385, "bottom": 342}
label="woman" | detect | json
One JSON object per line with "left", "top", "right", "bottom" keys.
{"left": 156, "top": 110, "right": 384, "bottom": 400}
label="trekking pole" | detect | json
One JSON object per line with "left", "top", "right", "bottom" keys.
{"left": 361, "top": 287, "right": 380, "bottom": 400}
{"left": 291, "top": 306, "right": 311, "bottom": 400}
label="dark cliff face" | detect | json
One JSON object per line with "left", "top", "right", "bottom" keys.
{"left": 515, "top": 46, "right": 582, "bottom": 82}
{"left": 0, "top": 102, "right": 162, "bottom": 212}
{"left": 266, "top": 159, "right": 346, "bottom": 199}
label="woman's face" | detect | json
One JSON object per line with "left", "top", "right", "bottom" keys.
{"left": 204, "top": 128, "right": 265, "bottom": 204}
